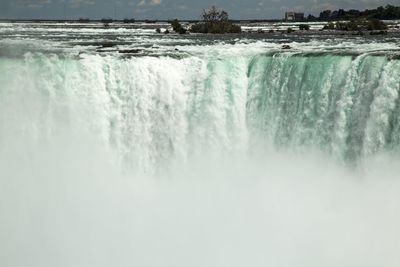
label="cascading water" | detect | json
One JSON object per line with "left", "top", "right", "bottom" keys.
{"left": 1, "top": 52, "right": 399, "bottom": 171}
{"left": 247, "top": 53, "right": 400, "bottom": 161}
{"left": 0, "top": 53, "right": 251, "bottom": 172}
{"left": 1, "top": 22, "right": 400, "bottom": 267}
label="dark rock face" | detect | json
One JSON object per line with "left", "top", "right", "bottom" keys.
{"left": 118, "top": 49, "right": 141, "bottom": 54}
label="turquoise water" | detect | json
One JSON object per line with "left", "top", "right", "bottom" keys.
{"left": 1, "top": 53, "right": 399, "bottom": 170}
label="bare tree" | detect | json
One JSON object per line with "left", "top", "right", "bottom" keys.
{"left": 202, "top": 6, "right": 229, "bottom": 23}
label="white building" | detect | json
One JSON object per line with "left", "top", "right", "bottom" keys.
{"left": 285, "top": 12, "right": 304, "bottom": 21}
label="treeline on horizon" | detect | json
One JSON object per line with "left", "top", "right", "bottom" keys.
{"left": 71, "top": 4, "right": 400, "bottom": 22}
{"left": 4, "top": 4, "right": 399, "bottom": 23}
{"left": 86, "top": 5, "right": 400, "bottom": 22}
{"left": 308, "top": 5, "right": 400, "bottom": 21}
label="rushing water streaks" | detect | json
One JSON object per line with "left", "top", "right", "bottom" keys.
{"left": 1, "top": 52, "right": 400, "bottom": 169}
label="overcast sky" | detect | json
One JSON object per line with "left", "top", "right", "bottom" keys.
{"left": 0, "top": 0, "right": 399, "bottom": 20}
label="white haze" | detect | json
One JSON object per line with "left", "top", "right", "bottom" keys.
{"left": 1, "top": 127, "right": 400, "bottom": 267}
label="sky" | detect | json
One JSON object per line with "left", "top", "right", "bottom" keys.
{"left": 0, "top": 0, "right": 399, "bottom": 20}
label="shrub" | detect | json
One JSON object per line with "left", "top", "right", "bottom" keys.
{"left": 298, "top": 24, "right": 310, "bottom": 30}
{"left": 323, "top": 22, "right": 335, "bottom": 30}
{"left": 366, "top": 18, "right": 388, "bottom": 30}
{"left": 323, "top": 19, "right": 387, "bottom": 31}
{"left": 101, "top": 18, "right": 113, "bottom": 24}
{"left": 170, "top": 19, "right": 187, "bottom": 34}
{"left": 190, "top": 6, "right": 241, "bottom": 34}
{"left": 78, "top": 18, "right": 90, "bottom": 22}
{"left": 344, "top": 20, "right": 362, "bottom": 31}
{"left": 123, "top": 18, "right": 136, "bottom": 23}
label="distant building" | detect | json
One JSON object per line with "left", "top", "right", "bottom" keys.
{"left": 285, "top": 12, "right": 305, "bottom": 21}
{"left": 285, "top": 12, "right": 295, "bottom": 21}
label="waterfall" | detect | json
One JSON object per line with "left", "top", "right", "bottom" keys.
{"left": 247, "top": 53, "right": 400, "bottom": 161}
{"left": 1, "top": 52, "right": 399, "bottom": 171}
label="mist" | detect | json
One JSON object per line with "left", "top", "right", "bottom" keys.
{"left": 1, "top": 128, "right": 400, "bottom": 267}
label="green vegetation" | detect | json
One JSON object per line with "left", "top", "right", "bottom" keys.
{"left": 314, "top": 5, "right": 400, "bottom": 21}
{"left": 298, "top": 24, "right": 310, "bottom": 30}
{"left": 170, "top": 19, "right": 187, "bottom": 34}
{"left": 323, "top": 19, "right": 388, "bottom": 31}
{"left": 78, "top": 18, "right": 90, "bottom": 22}
{"left": 101, "top": 18, "right": 113, "bottom": 27}
{"left": 190, "top": 6, "right": 241, "bottom": 34}
{"left": 323, "top": 22, "right": 335, "bottom": 30}
{"left": 101, "top": 18, "right": 113, "bottom": 23}
{"left": 123, "top": 18, "right": 136, "bottom": 23}
{"left": 366, "top": 18, "right": 388, "bottom": 30}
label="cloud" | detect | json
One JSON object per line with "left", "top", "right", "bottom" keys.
{"left": 138, "top": 0, "right": 162, "bottom": 7}
{"left": 68, "top": 0, "right": 95, "bottom": 8}
{"left": 150, "top": 0, "right": 161, "bottom": 5}
{"left": 176, "top": 4, "right": 189, "bottom": 10}
{"left": 12, "top": 0, "right": 52, "bottom": 8}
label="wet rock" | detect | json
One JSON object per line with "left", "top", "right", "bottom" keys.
{"left": 370, "top": 30, "right": 387, "bottom": 35}
{"left": 118, "top": 49, "right": 141, "bottom": 54}
{"left": 101, "top": 43, "right": 116, "bottom": 48}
